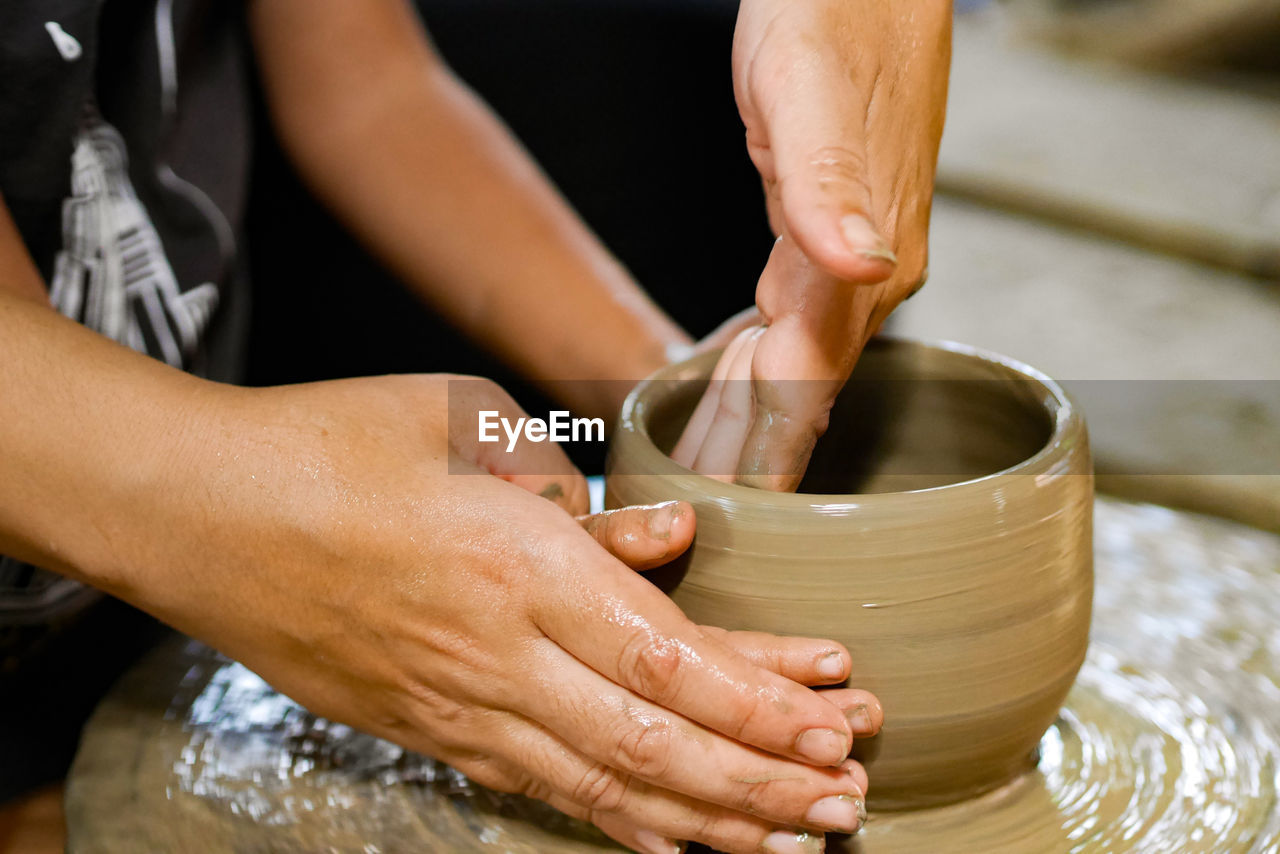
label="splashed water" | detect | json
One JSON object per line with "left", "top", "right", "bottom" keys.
{"left": 66, "top": 498, "right": 1280, "bottom": 853}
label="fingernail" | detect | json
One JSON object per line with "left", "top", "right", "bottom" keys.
{"left": 815, "top": 651, "right": 845, "bottom": 681}
{"left": 634, "top": 829, "right": 684, "bottom": 854}
{"left": 763, "top": 830, "right": 825, "bottom": 854}
{"left": 858, "top": 245, "right": 898, "bottom": 265}
{"left": 840, "top": 214, "right": 897, "bottom": 265}
{"left": 646, "top": 504, "right": 675, "bottom": 540}
{"left": 845, "top": 703, "right": 874, "bottom": 735}
{"left": 794, "top": 728, "right": 849, "bottom": 765}
{"left": 805, "top": 794, "right": 865, "bottom": 833}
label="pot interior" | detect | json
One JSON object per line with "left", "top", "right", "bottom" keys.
{"left": 644, "top": 340, "right": 1059, "bottom": 494}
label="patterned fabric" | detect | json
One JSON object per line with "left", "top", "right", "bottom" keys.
{"left": 0, "top": 0, "right": 252, "bottom": 658}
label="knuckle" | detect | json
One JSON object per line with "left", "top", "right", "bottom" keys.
{"left": 803, "top": 146, "right": 870, "bottom": 197}
{"left": 401, "top": 680, "right": 473, "bottom": 731}
{"left": 738, "top": 777, "right": 776, "bottom": 818}
{"left": 727, "top": 686, "right": 780, "bottom": 743}
{"left": 614, "top": 720, "right": 675, "bottom": 779}
{"left": 617, "top": 632, "right": 686, "bottom": 703}
{"left": 569, "top": 763, "right": 629, "bottom": 813}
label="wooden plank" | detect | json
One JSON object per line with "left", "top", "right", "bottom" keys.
{"left": 1007, "top": 0, "right": 1280, "bottom": 67}
{"left": 938, "top": 16, "right": 1280, "bottom": 278}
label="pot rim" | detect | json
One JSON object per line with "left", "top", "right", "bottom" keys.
{"left": 613, "top": 335, "right": 1085, "bottom": 507}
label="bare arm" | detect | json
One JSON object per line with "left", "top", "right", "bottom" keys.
{"left": 0, "top": 292, "right": 209, "bottom": 593}
{"left": 0, "top": 181, "right": 879, "bottom": 854}
{"left": 0, "top": 287, "right": 879, "bottom": 854}
{"left": 248, "top": 0, "right": 690, "bottom": 420}
{"left": 0, "top": 192, "right": 55, "bottom": 305}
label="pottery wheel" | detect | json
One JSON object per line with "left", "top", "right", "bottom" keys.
{"left": 65, "top": 497, "right": 1280, "bottom": 853}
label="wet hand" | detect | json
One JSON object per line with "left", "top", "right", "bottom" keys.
{"left": 143, "top": 375, "right": 881, "bottom": 854}
{"left": 676, "top": 0, "right": 951, "bottom": 491}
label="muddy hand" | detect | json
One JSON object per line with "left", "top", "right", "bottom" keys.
{"left": 140, "top": 374, "right": 883, "bottom": 854}
{"left": 574, "top": 499, "right": 881, "bottom": 852}
{"left": 675, "top": 0, "right": 951, "bottom": 491}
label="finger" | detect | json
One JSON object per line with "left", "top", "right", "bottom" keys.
{"left": 531, "top": 558, "right": 856, "bottom": 769}
{"left": 759, "top": 50, "right": 895, "bottom": 284}
{"left": 577, "top": 501, "right": 696, "bottom": 571}
{"left": 545, "top": 790, "right": 828, "bottom": 854}
{"left": 443, "top": 757, "right": 685, "bottom": 854}
{"left": 670, "top": 323, "right": 755, "bottom": 468}
{"left": 491, "top": 707, "right": 862, "bottom": 851}
{"left": 735, "top": 244, "right": 877, "bottom": 491}
{"left": 692, "top": 326, "right": 764, "bottom": 482}
{"left": 550, "top": 798, "right": 689, "bottom": 854}
{"left": 817, "top": 688, "right": 884, "bottom": 739}
{"left": 699, "top": 627, "right": 850, "bottom": 686}
{"left": 839, "top": 759, "right": 870, "bottom": 799}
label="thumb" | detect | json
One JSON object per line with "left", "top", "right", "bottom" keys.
{"left": 762, "top": 53, "right": 896, "bottom": 284}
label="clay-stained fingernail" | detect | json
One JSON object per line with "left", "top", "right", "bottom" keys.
{"left": 646, "top": 502, "right": 678, "bottom": 540}
{"left": 762, "top": 830, "right": 825, "bottom": 854}
{"left": 839, "top": 214, "right": 897, "bottom": 266}
{"left": 857, "top": 245, "right": 898, "bottom": 265}
{"left": 845, "top": 703, "right": 875, "bottom": 735}
{"left": 633, "top": 829, "right": 685, "bottom": 854}
{"left": 805, "top": 794, "right": 864, "bottom": 833}
{"left": 794, "top": 728, "right": 849, "bottom": 765}
{"left": 816, "top": 651, "right": 846, "bottom": 681}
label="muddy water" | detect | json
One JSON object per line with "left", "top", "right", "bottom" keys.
{"left": 64, "top": 497, "right": 1280, "bottom": 853}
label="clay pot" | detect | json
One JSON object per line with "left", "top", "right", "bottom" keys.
{"left": 605, "top": 337, "right": 1093, "bottom": 810}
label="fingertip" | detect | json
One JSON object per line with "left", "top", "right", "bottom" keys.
{"left": 580, "top": 502, "right": 697, "bottom": 571}
{"left": 735, "top": 470, "right": 806, "bottom": 493}
{"left": 838, "top": 214, "right": 897, "bottom": 268}
{"left": 840, "top": 759, "right": 870, "bottom": 797}
{"left": 662, "top": 500, "right": 696, "bottom": 558}
{"left": 785, "top": 209, "right": 896, "bottom": 285}
{"left": 825, "top": 689, "right": 884, "bottom": 737}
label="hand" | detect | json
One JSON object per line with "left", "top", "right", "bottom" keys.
{"left": 131, "top": 375, "right": 881, "bottom": 854}
{"left": 676, "top": 0, "right": 952, "bottom": 490}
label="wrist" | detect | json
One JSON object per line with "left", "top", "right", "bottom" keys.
{"left": 70, "top": 374, "right": 238, "bottom": 603}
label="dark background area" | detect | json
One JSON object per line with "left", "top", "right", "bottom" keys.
{"left": 243, "top": 0, "right": 773, "bottom": 474}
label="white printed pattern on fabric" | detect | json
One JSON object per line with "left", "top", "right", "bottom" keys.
{"left": 48, "top": 120, "right": 218, "bottom": 368}
{"left": 44, "top": 21, "right": 83, "bottom": 61}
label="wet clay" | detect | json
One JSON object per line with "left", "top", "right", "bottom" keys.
{"left": 64, "top": 496, "right": 1280, "bottom": 852}
{"left": 607, "top": 339, "right": 1095, "bottom": 809}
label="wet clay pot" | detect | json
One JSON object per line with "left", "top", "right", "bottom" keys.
{"left": 605, "top": 337, "right": 1094, "bottom": 810}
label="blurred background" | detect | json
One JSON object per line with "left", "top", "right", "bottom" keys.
{"left": 5, "top": 2, "right": 1278, "bottom": 848}
{"left": 243, "top": 0, "right": 1280, "bottom": 529}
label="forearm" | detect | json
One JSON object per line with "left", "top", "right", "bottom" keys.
{"left": 0, "top": 293, "right": 221, "bottom": 596}
{"left": 250, "top": 0, "right": 688, "bottom": 419}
